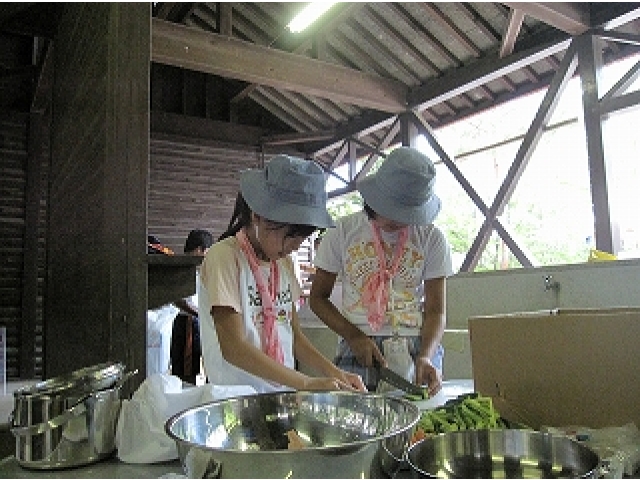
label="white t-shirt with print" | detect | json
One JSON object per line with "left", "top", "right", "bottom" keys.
{"left": 314, "top": 210, "right": 453, "bottom": 337}
{"left": 198, "top": 236, "right": 301, "bottom": 393}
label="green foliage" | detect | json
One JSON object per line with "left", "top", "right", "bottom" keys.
{"left": 327, "top": 192, "right": 363, "bottom": 220}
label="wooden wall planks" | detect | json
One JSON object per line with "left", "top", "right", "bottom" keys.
{"left": 0, "top": 110, "right": 48, "bottom": 379}
{"left": 148, "top": 135, "right": 264, "bottom": 251}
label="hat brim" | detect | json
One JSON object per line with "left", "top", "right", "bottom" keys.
{"left": 357, "top": 174, "right": 441, "bottom": 226}
{"left": 241, "top": 170, "right": 335, "bottom": 228}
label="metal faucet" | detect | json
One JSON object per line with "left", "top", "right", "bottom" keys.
{"left": 544, "top": 275, "right": 560, "bottom": 291}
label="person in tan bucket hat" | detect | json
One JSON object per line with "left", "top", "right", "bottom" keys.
{"left": 309, "top": 146, "right": 453, "bottom": 396}
{"left": 198, "top": 154, "right": 366, "bottom": 393}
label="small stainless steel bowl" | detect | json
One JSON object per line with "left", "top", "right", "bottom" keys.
{"left": 165, "top": 390, "right": 420, "bottom": 478}
{"left": 407, "top": 429, "right": 601, "bottom": 478}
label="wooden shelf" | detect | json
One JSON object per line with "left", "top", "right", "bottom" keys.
{"left": 147, "top": 254, "right": 203, "bottom": 309}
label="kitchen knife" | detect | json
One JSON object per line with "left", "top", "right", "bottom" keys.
{"left": 378, "top": 365, "right": 425, "bottom": 397}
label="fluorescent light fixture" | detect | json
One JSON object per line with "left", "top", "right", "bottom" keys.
{"left": 287, "top": 2, "right": 337, "bottom": 33}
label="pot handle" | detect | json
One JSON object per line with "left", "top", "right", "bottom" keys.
{"left": 114, "top": 369, "right": 138, "bottom": 390}
{"left": 10, "top": 393, "right": 91, "bottom": 437}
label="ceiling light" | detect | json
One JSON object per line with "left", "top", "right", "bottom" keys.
{"left": 287, "top": 2, "right": 337, "bottom": 33}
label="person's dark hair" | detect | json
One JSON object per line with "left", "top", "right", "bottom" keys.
{"left": 219, "top": 193, "right": 317, "bottom": 241}
{"left": 363, "top": 203, "right": 377, "bottom": 220}
{"left": 184, "top": 229, "right": 214, "bottom": 253}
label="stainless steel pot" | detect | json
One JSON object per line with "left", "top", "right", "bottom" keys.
{"left": 165, "top": 391, "right": 420, "bottom": 478}
{"left": 10, "top": 364, "right": 136, "bottom": 470}
{"left": 407, "top": 429, "right": 601, "bottom": 478}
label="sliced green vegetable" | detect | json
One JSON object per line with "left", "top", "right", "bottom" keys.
{"left": 414, "top": 393, "right": 513, "bottom": 435}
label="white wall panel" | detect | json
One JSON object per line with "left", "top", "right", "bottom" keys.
{"left": 445, "top": 258, "right": 640, "bottom": 379}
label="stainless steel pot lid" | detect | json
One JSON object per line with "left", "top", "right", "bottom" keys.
{"left": 13, "top": 361, "right": 125, "bottom": 398}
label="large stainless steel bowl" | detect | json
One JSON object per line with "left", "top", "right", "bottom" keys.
{"left": 407, "top": 429, "right": 601, "bottom": 478}
{"left": 165, "top": 391, "right": 420, "bottom": 478}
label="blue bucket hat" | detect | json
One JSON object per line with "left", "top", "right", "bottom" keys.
{"left": 356, "top": 147, "right": 441, "bottom": 226}
{"left": 240, "top": 155, "right": 335, "bottom": 229}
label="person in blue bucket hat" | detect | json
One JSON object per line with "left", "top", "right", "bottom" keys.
{"left": 309, "top": 146, "right": 453, "bottom": 396}
{"left": 198, "top": 154, "right": 366, "bottom": 393}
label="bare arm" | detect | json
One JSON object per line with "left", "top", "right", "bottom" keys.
{"left": 291, "top": 309, "right": 366, "bottom": 391}
{"left": 414, "top": 276, "right": 447, "bottom": 395}
{"left": 309, "top": 268, "right": 385, "bottom": 368}
{"left": 212, "top": 305, "right": 357, "bottom": 391}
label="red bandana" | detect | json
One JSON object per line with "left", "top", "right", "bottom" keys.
{"left": 361, "top": 222, "right": 409, "bottom": 332}
{"left": 236, "top": 229, "right": 284, "bottom": 364}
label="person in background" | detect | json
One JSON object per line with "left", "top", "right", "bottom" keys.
{"left": 170, "top": 229, "right": 214, "bottom": 384}
{"left": 309, "top": 146, "right": 453, "bottom": 396}
{"left": 198, "top": 154, "right": 366, "bottom": 393}
{"left": 148, "top": 235, "right": 174, "bottom": 255}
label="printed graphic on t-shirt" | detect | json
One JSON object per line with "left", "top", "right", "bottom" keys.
{"left": 344, "top": 239, "right": 424, "bottom": 327}
{"left": 246, "top": 284, "right": 294, "bottom": 329}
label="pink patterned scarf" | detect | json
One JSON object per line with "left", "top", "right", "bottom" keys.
{"left": 362, "top": 222, "right": 409, "bottom": 332}
{"left": 236, "top": 229, "right": 284, "bottom": 364}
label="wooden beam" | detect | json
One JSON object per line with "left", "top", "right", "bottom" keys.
{"left": 601, "top": 57, "right": 640, "bottom": 100}
{"left": 503, "top": 2, "right": 590, "bottom": 35}
{"left": 218, "top": 2, "right": 232, "bottom": 36}
{"left": 408, "top": 110, "right": 535, "bottom": 269}
{"left": 230, "top": 3, "right": 364, "bottom": 105}
{"left": 576, "top": 34, "right": 615, "bottom": 255}
{"left": 408, "top": 35, "right": 571, "bottom": 110}
{"left": 597, "top": 6, "right": 640, "bottom": 30}
{"left": 599, "top": 88, "right": 640, "bottom": 116}
{"left": 500, "top": 8, "right": 524, "bottom": 58}
{"left": 460, "top": 41, "right": 578, "bottom": 271}
{"left": 302, "top": 110, "right": 395, "bottom": 157}
{"left": 151, "top": 111, "right": 266, "bottom": 146}
{"left": 262, "top": 129, "right": 337, "bottom": 146}
{"left": 354, "top": 117, "right": 399, "bottom": 183}
{"left": 594, "top": 29, "right": 640, "bottom": 47}
{"left": 152, "top": 18, "right": 407, "bottom": 113}
{"left": 420, "top": 3, "right": 482, "bottom": 57}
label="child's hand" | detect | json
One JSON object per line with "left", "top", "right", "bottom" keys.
{"left": 338, "top": 370, "right": 367, "bottom": 392}
{"left": 302, "top": 377, "right": 356, "bottom": 391}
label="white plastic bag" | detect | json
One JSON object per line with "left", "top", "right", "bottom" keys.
{"left": 146, "top": 304, "right": 179, "bottom": 377}
{"left": 116, "top": 373, "right": 256, "bottom": 463}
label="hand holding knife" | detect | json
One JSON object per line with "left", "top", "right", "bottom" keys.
{"left": 374, "top": 357, "right": 427, "bottom": 398}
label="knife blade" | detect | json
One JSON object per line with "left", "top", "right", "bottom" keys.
{"left": 378, "top": 365, "right": 425, "bottom": 397}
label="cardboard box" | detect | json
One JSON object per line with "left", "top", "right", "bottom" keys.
{"left": 469, "top": 308, "right": 640, "bottom": 430}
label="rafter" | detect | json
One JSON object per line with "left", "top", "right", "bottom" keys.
{"left": 503, "top": 2, "right": 590, "bottom": 35}
{"left": 152, "top": 18, "right": 408, "bottom": 113}
{"left": 500, "top": 7, "right": 524, "bottom": 58}
{"left": 409, "top": 34, "right": 571, "bottom": 111}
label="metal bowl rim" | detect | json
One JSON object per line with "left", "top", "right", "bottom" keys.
{"left": 165, "top": 390, "right": 421, "bottom": 453}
